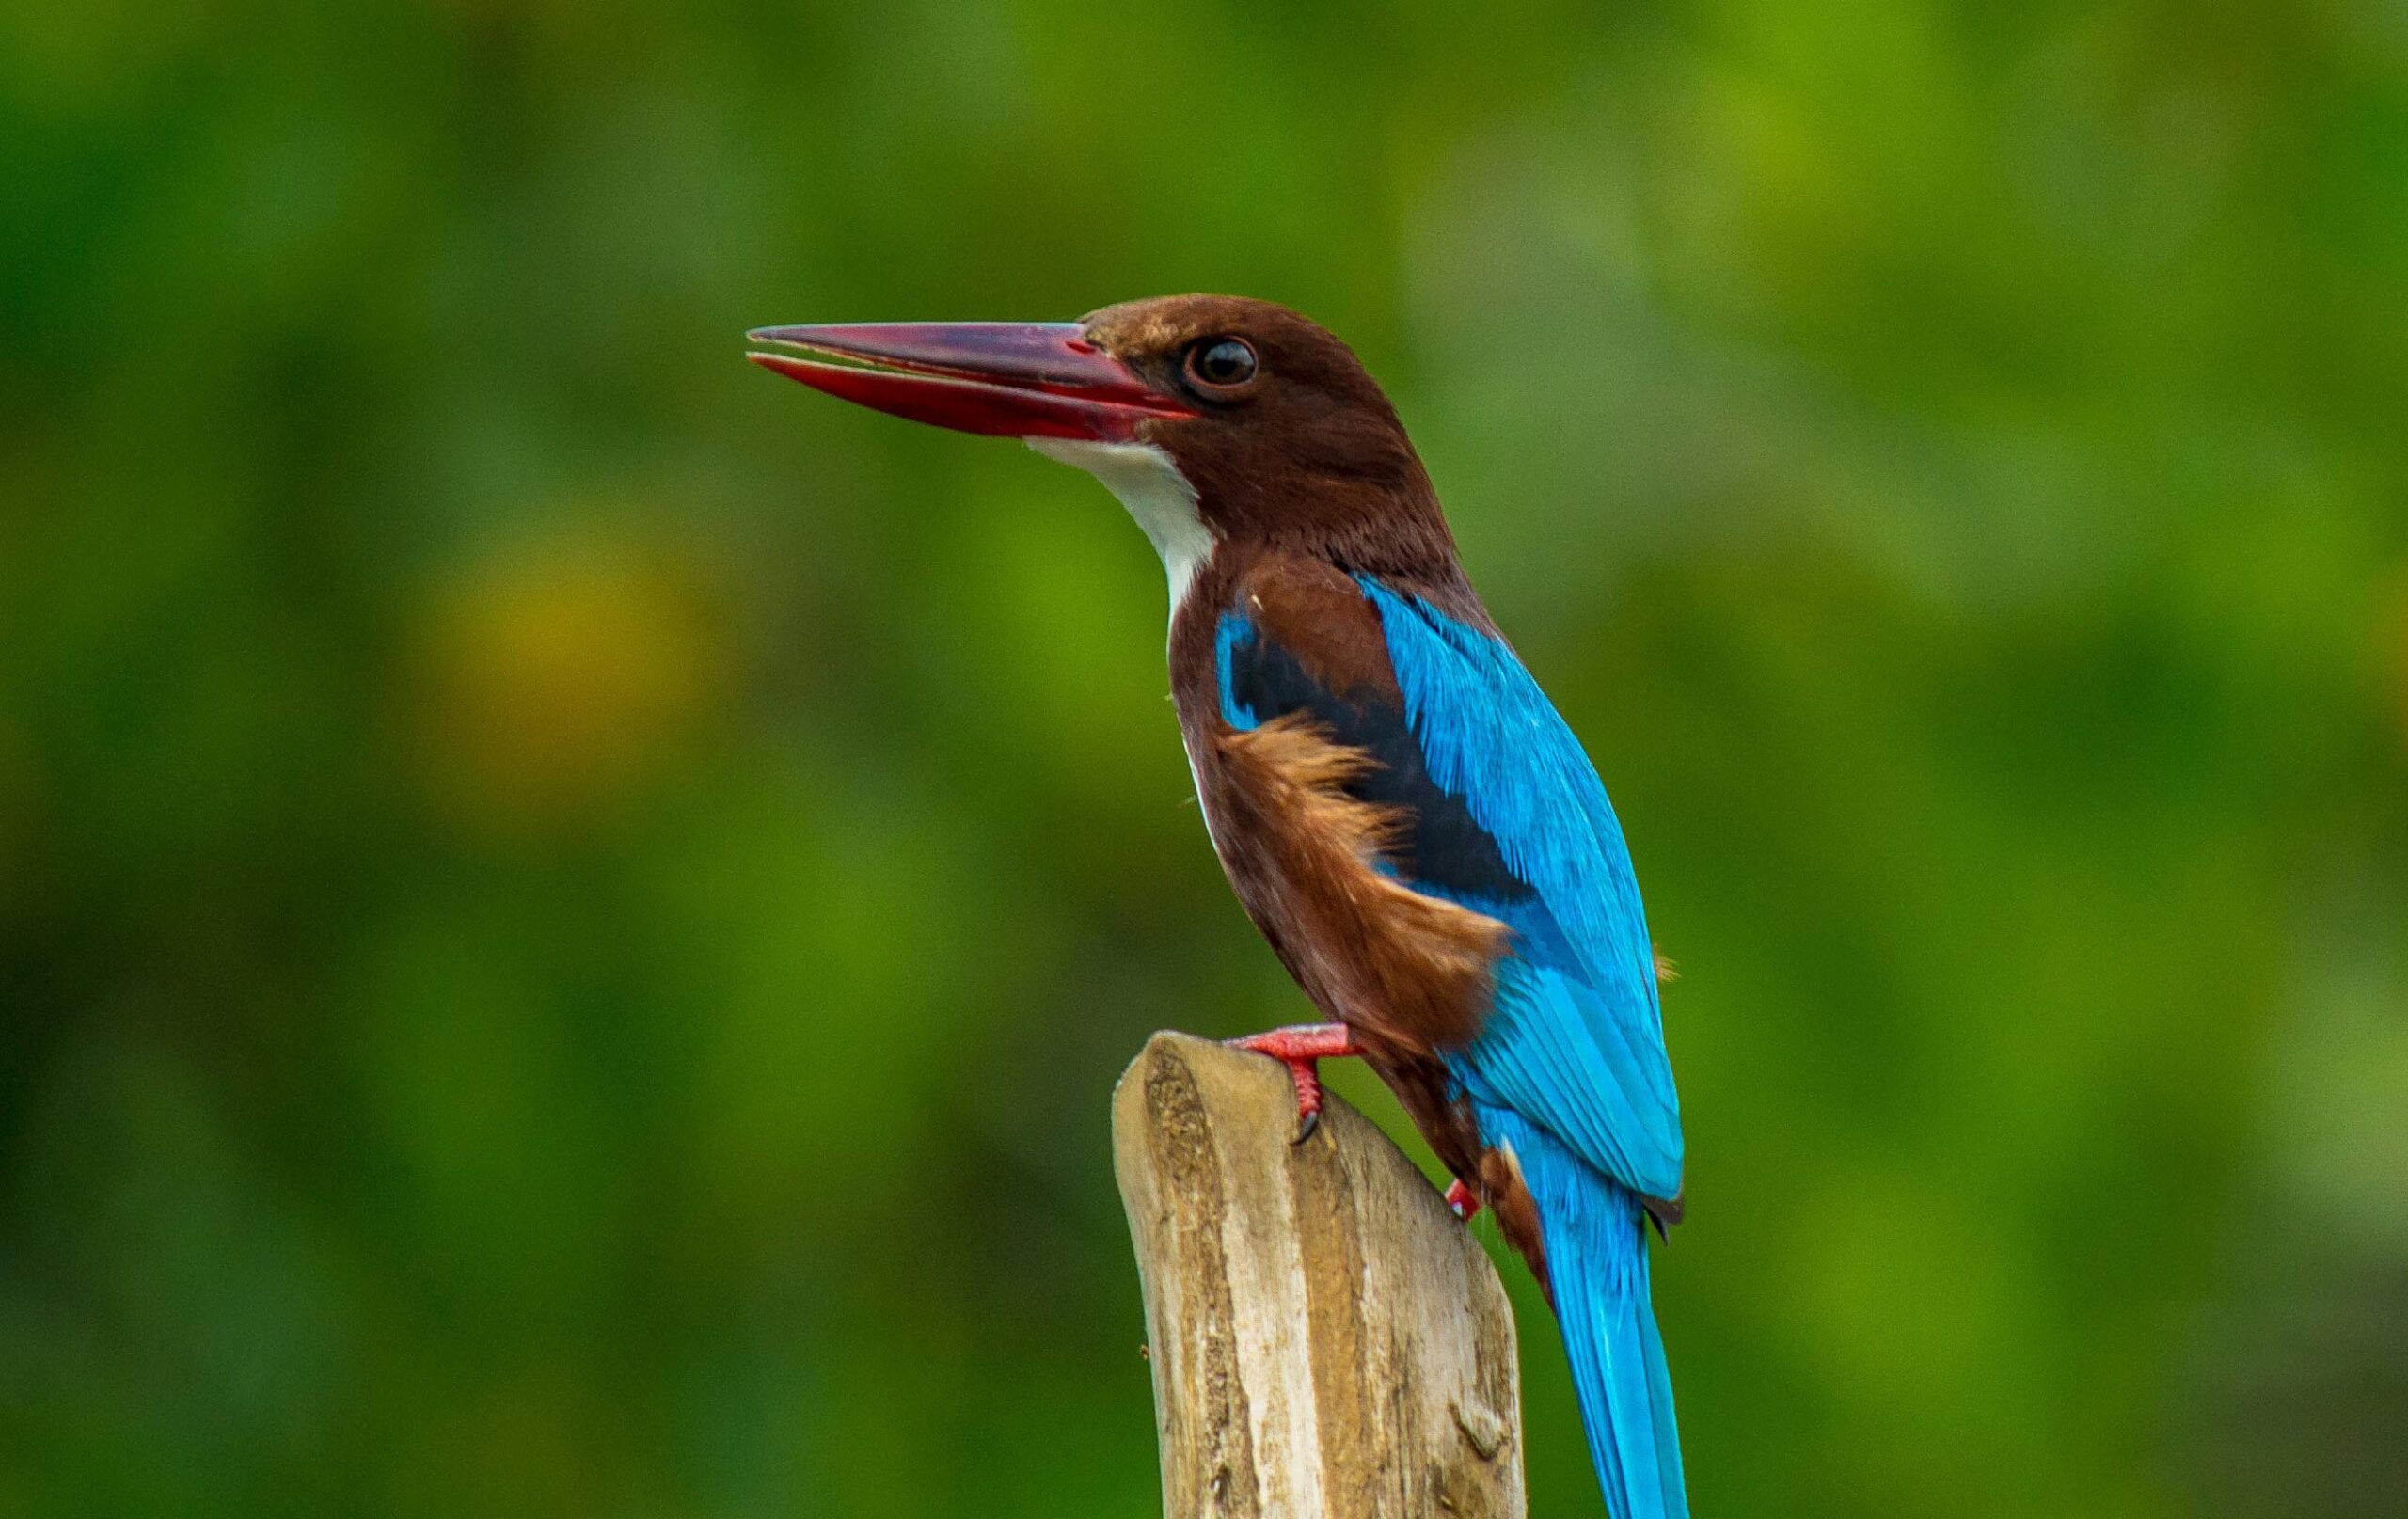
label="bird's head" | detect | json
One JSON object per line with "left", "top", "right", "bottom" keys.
{"left": 749, "top": 295, "right": 1460, "bottom": 592}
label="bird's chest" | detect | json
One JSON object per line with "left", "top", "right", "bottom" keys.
{"left": 1166, "top": 674, "right": 1286, "bottom": 941}
{"left": 1167, "top": 620, "right": 1507, "bottom": 1053}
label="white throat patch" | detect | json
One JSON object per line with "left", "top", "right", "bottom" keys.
{"left": 1027, "top": 437, "right": 1213, "bottom": 621}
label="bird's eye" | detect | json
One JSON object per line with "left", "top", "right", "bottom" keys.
{"left": 1184, "top": 338, "right": 1259, "bottom": 391}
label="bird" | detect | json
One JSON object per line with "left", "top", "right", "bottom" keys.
{"left": 748, "top": 296, "right": 1687, "bottom": 1519}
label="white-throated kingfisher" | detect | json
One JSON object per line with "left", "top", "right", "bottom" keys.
{"left": 749, "top": 297, "right": 1687, "bottom": 1519}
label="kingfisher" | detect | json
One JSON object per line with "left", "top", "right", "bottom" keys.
{"left": 749, "top": 296, "right": 1687, "bottom": 1519}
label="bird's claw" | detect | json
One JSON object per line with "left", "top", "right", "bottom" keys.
{"left": 1225, "top": 1023, "right": 1360, "bottom": 1147}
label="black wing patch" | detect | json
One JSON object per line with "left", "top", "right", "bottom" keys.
{"left": 1224, "top": 618, "right": 1534, "bottom": 905}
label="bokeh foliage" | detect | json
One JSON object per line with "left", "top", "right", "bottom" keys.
{"left": 5, "top": 1, "right": 2406, "bottom": 1515}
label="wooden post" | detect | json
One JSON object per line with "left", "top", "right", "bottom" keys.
{"left": 1113, "top": 1032, "right": 1526, "bottom": 1518}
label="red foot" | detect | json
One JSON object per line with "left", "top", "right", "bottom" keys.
{"left": 1225, "top": 1023, "right": 1362, "bottom": 1143}
{"left": 1444, "top": 1179, "right": 1482, "bottom": 1222}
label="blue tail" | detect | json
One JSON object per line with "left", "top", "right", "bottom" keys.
{"left": 1480, "top": 1104, "right": 1687, "bottom": 1519}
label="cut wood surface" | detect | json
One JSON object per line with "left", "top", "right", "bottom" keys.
{"left": 1113, "top": 1032, "right": 1525, "bottom": 1519}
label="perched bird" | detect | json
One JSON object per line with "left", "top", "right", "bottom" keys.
{"left": 749, "top": 297, "right": 1687, "bottom": 1519}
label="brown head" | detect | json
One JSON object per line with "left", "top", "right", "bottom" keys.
{"left": 747, "top": 295, "right": 1468, "bottom": 599}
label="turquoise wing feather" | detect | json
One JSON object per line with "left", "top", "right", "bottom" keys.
{"left": 1353, "top": 577, "right": 1683, "bottom": 1202}
{"left": 1217, "top": 571, "right": 1689, "bottom": 1519}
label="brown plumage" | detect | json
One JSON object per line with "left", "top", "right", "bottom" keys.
{"left": 1167, "top": 545, "right": 1559, "bottom": 1284}
{"left": 1212, "top": 712, "right": 1507, "bottom": 1052}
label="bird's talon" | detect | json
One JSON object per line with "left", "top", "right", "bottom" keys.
{"left": 1226, "top": 1024, "right": 1357, "bottom": 1144}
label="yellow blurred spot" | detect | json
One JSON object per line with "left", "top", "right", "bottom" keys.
{"left": 409, "top": 531, "right": 724, "bottom": 836}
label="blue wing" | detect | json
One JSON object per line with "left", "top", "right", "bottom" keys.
{"left": 1218, "top": 573, "right": 1682, "bottom": 1202}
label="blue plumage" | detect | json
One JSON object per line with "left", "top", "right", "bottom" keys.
{"left": 1480, "top": 1100, "right": 1686, "bottom": 1519}
{"left": 1218, "top": 575, "right": 1687, "bottom": 1519}
{"left": 1358, "top": 578, "right": 1684, "bottom": 1201}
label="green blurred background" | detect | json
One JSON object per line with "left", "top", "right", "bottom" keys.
{"left": 6, "top": 1, "right": 2406, "bottom": 1515}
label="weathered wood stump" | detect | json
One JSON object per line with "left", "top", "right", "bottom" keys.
{"left": 1113, "top": 1032, "right": 1526, "bottom": 1518}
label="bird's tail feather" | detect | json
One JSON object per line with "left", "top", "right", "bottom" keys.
{"left": 1492, "top": 1110, "right": 1687, "bottom": 1519}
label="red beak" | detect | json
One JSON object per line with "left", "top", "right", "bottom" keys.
{"left": 746, "top": 322, "right": 1194, "bottom": 441}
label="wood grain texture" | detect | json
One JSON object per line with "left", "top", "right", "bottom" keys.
{"left": 1113, "top": 1033, "right": 1525, "bottom": 1519}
